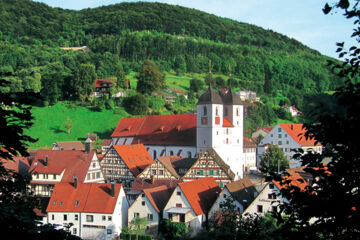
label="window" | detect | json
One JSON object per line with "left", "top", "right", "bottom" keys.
{"left": 142, "top": 193, "right": 145, "bottom": 197}
{"left": 170, "top": 150, "right": 174, "bottom": 155}
{"left": 148, "top": 214, "right": 153, "bottom": 221}
{"left": 142, "top": 201, "right": 145, "bottom": 206}
{"left": 168, "top": 213, "right": 173, "bottom": 220}
{"left": 43, "top": 174, "right": 48, "bottom": 179}
{"left": 102, "top": 216, "right": 106, "bottom": 221}
{"left": 107, "top": 229, "right": 112, "bottom": 235}
{"left": 224, "top": 194, "right": 227, "bottom": 198}
{"left": 278, "top": 141, "right": 282, "bottom": 145}
{"left": 53, "top": 174, "right": 56, "bottom": 180}
{"left": 278, "top": 134, "right": 282, "bottom": 138}
{"left": 257, "top": 205, "right": 263, "bottom": 213}
{"left": 108, "top": 216, "right": 112, "bottom": 221}
{"left": 63, "top": 214, "right": 67, "bottom": 221}
{"left": 92, "top": 163, "right": 96, "bottom": 168}
{"left": 153, "top": 150, "right": 157, "bottom": 159}
{"left": 203, "top": 106, "right": 207, "bottom": 115}
{"left": 285, "top": 134, "right": 288, "bottom": 137}
{"left": 210, "top": 170, "right": 214, "bottom": 175}
{"left": 87, "top": 173, "right": 91, "bottom": 180}
{"left": 176, "top": 203, "right": 182, "bottom": 207}
{"left": 134, "top": 212, "right": 139, "bottom": 218}
{"left": 59, "top": 201, "right": 63, "bottom": 206}
{"left": 177, "top": 191, "right": 181, "bottom": 196}
{"left": 268, "top": 193, "right": 276, "bottom": 199}
{"left": 51, "top": 214, "right": 54, "bottom": 220}
{"left": 271, "top": 134, "right": 273, "bottom": 137}
{"left": 73, "top": 228, "right": 77, "bottom": 235}
{"left": 75, "top": 214, "right": 78, "bottom": 221}
{"left": 200, "top": 170, "right": 204, "bottom": 175}
{"left": 159, "top": 170, "right": 164, "bottom": 175}
{"left": 269, "top": 183, "right": 274, "bottom": 189}
{"left": 286, "top": 141, "right": 289, "bottom": 144}
{"left": 187, "top": 151, "right": 192, "bottom": 158}
{"left": 53, "top": 201, "right": 56, "bottom": 205}
{"left": 96, "top": 172, "right": 100, "bottom": 178}
{"left": 278, "top": 128, "right": 282, "bottom": 132}
{"left": 152, "top": 170, "right": 156, "bottom": 175}
{"left": 86, "top": 215, "right": 94, "bottom": 222}
{"left": 217, "top": 170, "right": 220, "bottom": 175}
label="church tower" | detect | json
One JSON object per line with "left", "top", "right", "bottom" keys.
{"left": 196, "top": 87, "right": 244, "bottom": 179}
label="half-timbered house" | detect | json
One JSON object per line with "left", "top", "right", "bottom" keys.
{"left": 181, "top": 149, "right": 235, "bottom": 188}
{"left": 99, "top": 144, "right": 153, "bottom": 191}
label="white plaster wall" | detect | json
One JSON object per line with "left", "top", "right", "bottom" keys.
{"left": 84, "top": 154, "right": 105, "bottom": 183}
{"left": 128, "top": 193, "right": 159, "bottom": 229}
{"left": 243, "top": 183, "right": 287, "bottom": 216}
{"left": 244, "top": 148, "right": 257, "bottom": 170}
{"left": 112, "top": 186, "right": 129, "bottom": 235}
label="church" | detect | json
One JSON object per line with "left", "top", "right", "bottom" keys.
{"left": 111, "top": 87, "right": 245, "bottom": 179}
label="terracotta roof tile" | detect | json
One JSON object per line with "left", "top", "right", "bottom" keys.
{"left": 225, "top": 178, "right": 257, "bottom": 205}
{"left": 179, "top": 177, "right": 221, "bottom": 215}
{"left": 111, "top": 114, "right": 197, "bottom": 146}
{"left": 223, "top": 117, "right": 234, "bottom": 127}
{"left": 53, "top": 141, "right": 85, "bottom": 151}
{"left": 29, "top": 150, "right": 95, "bottom": 183}
{"left": 279, "top": 123, "right": 321, "bottom": 147}
{"left": 143, "top": 185, "right": 174, "bottom": 213}
{"left": 156, "top": 156, "right": 182, "bottom": 179}
{"left": 273, "top": 172, "right": 308, "bottom": 192}
{"left": 243, "top": 137, "right": 257, "bottom": 148}
{"left": 102, "top": 139, "right": 112, "bottom": 147}
{"left": 47, "top": 183, "right": 122, "bottom": 213}
{"left": 95, "top": 78, "right": 114, "bottom": 88}
{"left": 1, "top": 156, "right": 30, "bottom": 174}
{"left": 112, "top": 144, "right": 153, "bottom": 177}
{"left": 131, "top": 178, "right": 182, "bottom": 191}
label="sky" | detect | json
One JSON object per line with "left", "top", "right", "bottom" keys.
{"left": 34, "top": 0, "right": 357, "bottom": 59}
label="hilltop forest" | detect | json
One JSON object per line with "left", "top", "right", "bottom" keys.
{"left": 0, "top": 0, "right": 343, "bottom": 110}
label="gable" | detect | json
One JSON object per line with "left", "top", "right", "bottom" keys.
{"left": 138, "top": 157, "right": 180, "bottom": 180}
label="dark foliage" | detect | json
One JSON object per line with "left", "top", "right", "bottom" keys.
{"left": 123, "top": 93, "right": 148, "bottom": 115}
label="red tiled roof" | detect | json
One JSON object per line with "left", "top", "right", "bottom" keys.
{"left": 1, "top": 156, "right": 30, "bottom": 174}
{"left": 94, "top": 78, "right": 114, "bottom": 88}
{"left": 53, "top": 141, "right": 85, "bottom": 151}
{"left": 29, "top": 150, "right": 95, "bottom": 183}
{"left": 273, "top": 172, "right": 308, "bottom": 192}
{"left": 243, "top": 137, "right": 257, "bottom": 148}
{"left": 179, "top": 177, "right": 221, "bottom": 216}
{"left": 46, "top": 183, "right": 122, "bottom": 213}
{"left": 102, "top": 139, "right": 112, "bottom": 147}
{"left": 131, "top": 178, "right": 182, "bottom": 191}
{"left": 111, "top": 114, "right": 197, "bottom": 146}
{"left": 279, "top": 123, "right": 321, "bottom": 147}
{"left": 143, "top": 185, "right": 174, "bottom": 213}
{"left": 223, "top": 118, "right": 234, "bottom": 127}
{"left": 257, "top": 126, "right": 274, "bottom": 133}
{"left": 112, "top": 144, "right": 153, "bottom": 177}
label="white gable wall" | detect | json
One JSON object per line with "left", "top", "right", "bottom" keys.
{"left": 208, "top": 188, "right": 243, "bottom": 220}
{"left": 84, "top": 153, "right": 105, "bottom": 183}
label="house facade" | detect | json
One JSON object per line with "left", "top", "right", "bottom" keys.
{"left": 110, "top": 87, "right": 246, "bottom": 179}
{"left": 29, "top": 150, "right": 104, "bottom": 197}
{"left": 243, "top": 137, "right": 257, "bottom": 172}
{"left": 258, "top": 123, "right": 322, "bottom": 168}
{"left": 163, "top": 177, "right": 221, "bottom": 235}
{"left": 137, "top": 156, "right": 182, "bottom": 180}
{"left": 99, "top": 144, "right": 153, "bottom": 191}
{"left": 128, "top": 185, "right": 173, "bottom": 236}
{"left": 181, "top": 149, "right": 235, "bottom": 188}
{"left": 46, "top": 182, "right": 129, "bottom": 239}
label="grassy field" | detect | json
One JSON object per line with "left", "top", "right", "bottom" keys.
{"left": 26, "top": 102, "right": 129, "bottom": 149}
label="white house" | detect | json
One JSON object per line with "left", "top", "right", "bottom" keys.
{"left": 128, "top": 185, "right": 174, "bottom": 236}
{"left": 243, "top": 137, "right": 257, "bottom": 172}
{"left": 282, "top": 105, "right": 301, "bottom": 117}
{"left": 163, "top": 177, "right": 221, "bottom": 235}
{"left": 242, "top": 172, "right": 307, "bottom": 216}
{"left": 209, "top": 178, "right": 258, "bottom": 220}
{"left": 110, "top": 87, "right": 246, "bottom": 179}
{"left": 46, "top": 182, "right": 129, "bottom": 239}
{"left": 258, "top": 123, "right": 322, "bottom": 168}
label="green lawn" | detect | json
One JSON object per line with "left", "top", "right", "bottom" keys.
{"left": 26, "top": 102, "right": 129, "bottom": 149}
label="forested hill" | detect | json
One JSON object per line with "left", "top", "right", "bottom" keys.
{"left": 1, "top": 0, "right": 311, "bottom": 53}
{"left": 0, "top": 0, "right": 343, "bottom": 109}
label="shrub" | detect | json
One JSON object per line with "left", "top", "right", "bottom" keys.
{"left": 123, "top": 93, "right": 148, "bottom": 115}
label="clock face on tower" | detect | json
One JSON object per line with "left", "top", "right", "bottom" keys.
{"left": 201, "top": 117, "right": 208, "bottom": 125}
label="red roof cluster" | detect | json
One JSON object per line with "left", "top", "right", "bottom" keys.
{"left": 111, "top": 114, "right": 197, "bottom": 146}
{"left": 29, "top": 150, "right": 95, "bottom": 183}
{"left": 179, "top": 177, "right": 221, "bottom": 215}
{"left": 47, "top": 183, "right": 122, "bottom": 213}
{"left": 112, "top": 144, "right": 153, "bottom": 176}
{"left": 95, "top": 78, "right": 114, "bottom": 88}
{"left": 0, "top": 156, "right": 30, "bottom": 174}
{"left": 279, "top": 123, "right": 321, "bottom": 147}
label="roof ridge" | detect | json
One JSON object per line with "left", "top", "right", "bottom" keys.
{"left": 81, "top": 183, "right": 92, "bottom": 212}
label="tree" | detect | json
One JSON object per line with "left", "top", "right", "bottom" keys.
{"left": 260, "top": 144, "right": 289, "bottom": 173}
{"left": 136, "top": 60, "right": 165, "bottom": 94}
{"left": 72, "top": 64, "right": 97, "bottom": 102}
{"left": 64, "top": 118, "right": 72, "bottom": 135}
{"left": 270, "top": 1, "right": 360, "bottom": 239}
{"left": 115, "top": 63, "right": 126, "bottom": 89}
{"left": 122, "top": 217, "right": 148, "bottom": 237}
{"left": 0, "top": 78, "right": 79, "bottom": 240}
{"left": 159, "top": 219, "right": 188, "bottom": 240}
{"left": 189, "top": 78, "right": 204, "bottom": 93}
{"left": 174, "top": 55, "right": 186, "bottom": 75}
{"left": 123, "top": 93, "right": 148, "bottom": 115}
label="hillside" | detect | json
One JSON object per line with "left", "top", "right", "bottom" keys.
{"left": 0, "top": 0, "right": 343, "bottom": 109}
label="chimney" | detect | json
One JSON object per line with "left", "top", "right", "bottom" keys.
{"left": 45, "top": 155, "right": 49, "bottom": 166}
{"left": 291, "top": 124, "right": 293, "bottom": 130}
{"left": 85, "top": 137, "right": 92, "bottom": 153}
{"left": 111, "top": 183, "right": 115, "bottom": 198}
{"left": 73, "top": 175, "right": 78, "bottom": 189}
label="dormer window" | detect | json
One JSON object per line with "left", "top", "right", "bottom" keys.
{"left": 203, "top": 106, "right": 207, "bottom": 115}
{"left": 75, "top": 200, "right": 79, "bottom": 206}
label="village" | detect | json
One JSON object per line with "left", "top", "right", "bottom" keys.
{"left": 2, "top": 85, "right": 322, "bottom": 240}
